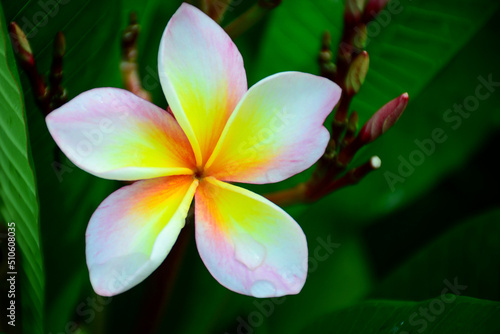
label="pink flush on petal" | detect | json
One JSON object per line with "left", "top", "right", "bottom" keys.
{"left": 45, "top": 2, "right": 341, "bottom": 298}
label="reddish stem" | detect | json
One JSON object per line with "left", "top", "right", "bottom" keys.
{"left": 135, "top": 218, "right": 193, "bottom": 334}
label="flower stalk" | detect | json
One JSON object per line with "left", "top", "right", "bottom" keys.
{"left": 313, "top": 156, "right": 381, "bottom": 199}
{"left": 49, "top": 32, "right": 68, "bottom": 110}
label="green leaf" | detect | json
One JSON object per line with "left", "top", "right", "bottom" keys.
{"left": 299, "top": 296, "right": 500, "bottom": 334}
{"left": 0, "top": 5, "right": 43, "bottom": 333}
{"left": 247, "top": 0, "right": 344, "bottom": 85}
{"left": 371, "top": 208, "right": 500, "bottom": 302}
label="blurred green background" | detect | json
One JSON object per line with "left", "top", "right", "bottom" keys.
{"left": 1, "top": 0, "right": 499, "bottom": 333}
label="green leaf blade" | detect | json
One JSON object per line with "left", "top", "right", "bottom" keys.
{"left": 0, "top": 5, "right": 44, "bottom": 333}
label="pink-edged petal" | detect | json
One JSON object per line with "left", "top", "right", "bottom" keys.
{"left": 205, "top": 72, "right": 341, "bottom": 184}
{"left": 86, "top": 175, "right": 198, "bottom": 296}
{"left": 195, "top": 177, "right": 308, "bottom": 297}
{"left": 46, "top": 88, "right": 196, "bottom": 181}
{"left": 158, "top": 3, "right": 247, "bottom": 167}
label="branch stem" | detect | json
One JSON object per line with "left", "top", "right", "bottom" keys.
{"left": 224, "top": 0, "right": 281, "bottom": 39}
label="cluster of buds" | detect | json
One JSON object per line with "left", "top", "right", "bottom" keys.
{"left": 8, "top": 23, "right": 67, "bottom": 116}
{"left": 266, "top": 0, "right": 408, "bottom": 206}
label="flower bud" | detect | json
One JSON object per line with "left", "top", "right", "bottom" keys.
{"left": 8, "top": 22, "right": 34, "bottom": 66}
{"left": 345, "top": 0, "right": 368, "bottom": 25}
{"left": 319, "top": 31, "right": 337, "bottom": 80}
{"left": 54, "top": 31, "right": 66, "bottom": 58}
{"left": 358, "top": 92, "right": 409, "bottom": 143}
{"left": 345, "top": 51, "right": 369, "bottom": 95}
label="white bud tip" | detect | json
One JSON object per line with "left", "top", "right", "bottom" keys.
{"left": 370, "top": 156, "right": 381, "bottom": 169}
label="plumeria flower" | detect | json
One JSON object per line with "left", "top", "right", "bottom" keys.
{"left": 46, "top": 3, "right": 341, "bottom": 298}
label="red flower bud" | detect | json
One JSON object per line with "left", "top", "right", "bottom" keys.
{"left": 359, "top": 92, "right": 409, "bottom": 143}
